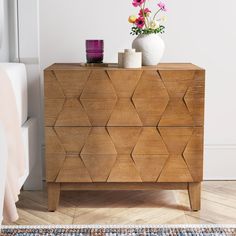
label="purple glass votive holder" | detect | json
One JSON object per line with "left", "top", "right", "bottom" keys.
{"left": 86, "top": 40, "right": 104, "bottom": 63}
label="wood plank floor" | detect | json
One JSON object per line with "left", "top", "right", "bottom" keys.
{"left": 5, "top": 181, "right": 236, "bottom": 225}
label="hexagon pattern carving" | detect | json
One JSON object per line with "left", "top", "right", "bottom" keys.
{"left": 45, "top": 68, "right": 204, "bottom": 183}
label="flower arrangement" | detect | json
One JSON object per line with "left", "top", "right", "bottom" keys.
{"left": 129, "top": 0, "right": 167, "bottom": 35}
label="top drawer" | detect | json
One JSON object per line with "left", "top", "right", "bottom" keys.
{"left": 44, "top": 67, "right": 205, "bottom": 127}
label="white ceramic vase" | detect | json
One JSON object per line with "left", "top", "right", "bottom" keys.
{"left": 132, "top": 34, "right": 165, "bottom": 66}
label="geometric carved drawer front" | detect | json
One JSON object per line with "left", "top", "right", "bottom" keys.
{"left": 44, "top": 63, "right": 205, "bottom": 184}
{"left": 45, "top": 126, "right": 203, "bottom": 183}
{"left": 45, "top": 68, "right": 205, "bottom": 127}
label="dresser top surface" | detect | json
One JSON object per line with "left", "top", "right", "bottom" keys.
{"left": 44, "top": 63, "right": 204, "bottom": 71}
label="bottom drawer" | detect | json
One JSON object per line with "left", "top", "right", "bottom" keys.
{"left": 45, "top": 127, "right": 203, "bottom": 183}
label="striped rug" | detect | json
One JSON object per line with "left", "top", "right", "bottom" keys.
{"left": 1, "top": 224, "right": 236, "bottom": 236}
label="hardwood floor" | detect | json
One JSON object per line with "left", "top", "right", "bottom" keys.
{"left": 6, "top": 181, "right": 236, "bottom": 225}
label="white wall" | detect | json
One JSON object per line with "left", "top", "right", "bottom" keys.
{"left": 0, "top": 0, "right": 9, "bottom": 62}
{"left": 39, "top": 0, "right": 236, "bottom": 179}
{"left": 7, "top": 0, "right": 43, "bottom": 189}
{"left": 19, "top": 0, "right": 42, "bottom": 189}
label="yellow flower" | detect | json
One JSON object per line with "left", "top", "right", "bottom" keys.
{"left": 128, "top": 15, "right": 137, "bottom": 24}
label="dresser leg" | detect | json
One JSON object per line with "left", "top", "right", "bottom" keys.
{"left": 48, "top": 183, "right": 60, "bottom": 211}
{"left": 188, "top": 182, "right": 201, "bottom": 211}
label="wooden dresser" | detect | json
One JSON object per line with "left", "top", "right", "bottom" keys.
{"left": 44, "top": 63, "right": 205, "bottom": 211}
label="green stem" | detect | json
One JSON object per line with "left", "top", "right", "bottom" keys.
{"left": 153, "top": 9, "right": 161, "bottom": 20}
{"left": 139, "top": 4, "right": 148, "bottom": 28}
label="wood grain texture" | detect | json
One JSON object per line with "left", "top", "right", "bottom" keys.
{"left": 107, "top": 99, "right": 142, "bottom": 127}
{"left": 56, "top": 155, "right": 92, "bottom": 183}
{"left": 44, "top": 64, "right": 205, "bottom": 211}
{"left": 159, "top": 70, "right": 195, "bottom": 98}
{"left": 183, "top": 128, "right": 204, "bottom": 181}
{"left": 44, "top": 71, "right": 65, "bottom": 99}
{"left": 133, "top": 98, "right": 169, "bottom": 126}
{"left": 158, "top": 156, "right": 193, "bottom": 183}
{"left": 80, "top": 70, "right": 117, "bottom": 99}
{"left": 159, "top": 127, "right": 194, "bottom": 154}
{"left": 132, "top": 70, "right": 169, "bottom": 126}
{"left": 108, "top": 155, "right": 142, "bottom": 182}
{"left": 44, "top": 99, "right": 65, "bottom": 126}
{"left": 133, "top": 70, "right": 168, "bottom": 99}
{"left": 45, "top": 128, "right": 66, "bottom": 181}
{"left": 133, "top": 127, "right": 168, "bottom": 155}
{"left": 55, "top": 127, "right": 91, "bottom": 153}
{"left": 46, "top": 153, "right": 66, "bottom": 182}
{"left": 60, "top": 182, "right": 188, "bottom": 191}
{"left": 188, "top": 182, "right": 201, "bottom": 211}
{"left": 81, "top": 155, "right": 117, "bottom": 182}
{"left": 47, "top": 183, "right": 60, "bottom": 212}
{"left": 55, "top": 98, "right": 91, "bottom": 127}
{"left": 158, "top": 100, "right": 194, "bottom": 127}
{"left": 55, "top": 70, "right": 90, "bottom": 97}
{"left": 107, "top": 70, "right": 142, "bottom": 97}
{"left": 81, "top": 99, "right": 116, "bottom": 126}
{"left": 45, "top": 127, "right": 65, "bottom": 154}
{"left": 107, "top": 127, "right": 142, "bottom": 154}
{"left": 133, "top": 155, "right": 168, "bottom": 182}
{"left": 81, "top": 128, "right": 117, "bottom": 155}
{"left": 45, "top": 127, "right": 202, "bottom": 184}
{"left": 184, "top": 70, "right": 205, "bottom": 126}
{"left": 44, "top": 66, "right": 204, "bottom": 128}
{"left": 157, "top": 70, "right": 205, "bottom": 127}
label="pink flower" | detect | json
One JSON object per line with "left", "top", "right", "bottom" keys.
{"left": 132, "top": 0, "right": 145, "bottom": 7}
{"left": 138, "top": 8, "right": 151, "bottom": 17}
{"left": 157, "top": 2, "right": 167, "bottom": 11}
{"left": 135, "top": 17, "right": 145, "bottom": 28}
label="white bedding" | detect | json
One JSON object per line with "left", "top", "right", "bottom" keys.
{"left": 0, "top": 64, "right": 26, "bottom": 223}
{"left": 0, "top": 63, "right": 40, "bottom": 223}
{"left": 0, "top": 63, "right": 28, "bottom": 125}
{"left": 0, "top": 121, "right": 7, "bottom": 224}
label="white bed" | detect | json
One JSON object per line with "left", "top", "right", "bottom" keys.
{"left": 0, "top": 63, "right": 39, "bottom": 223}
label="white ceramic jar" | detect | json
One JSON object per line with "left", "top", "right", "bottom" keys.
{"left": 118, "top": 49, "right": 142, "bottom": 68}
{"left": 132, "top": 34, "right": 165, "bottom": 66}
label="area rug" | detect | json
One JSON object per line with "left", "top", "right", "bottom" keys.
{"left": 1, "top": 224, "right": 236, "bottom": 236}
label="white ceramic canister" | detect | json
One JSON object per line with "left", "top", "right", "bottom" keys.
{"left": 120, "top": 49, "right": 142, "bottom": 69}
